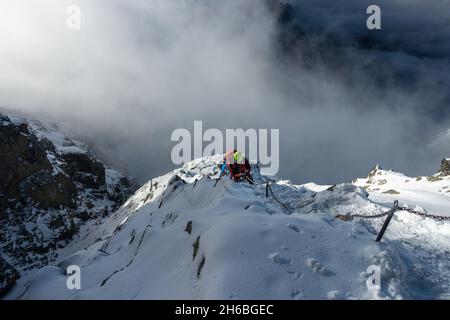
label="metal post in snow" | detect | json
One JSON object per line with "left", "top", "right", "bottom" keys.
{"left": 266, "top": 182, "right": 269, "bottom": 198}
{"left": 375, "top": 200, "right": 399, "bottom": 242}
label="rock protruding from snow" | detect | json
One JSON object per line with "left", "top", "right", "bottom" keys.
{"left": 438, "top": 158, "right": 450, "bottom": 176}
{"left": 368, "top": 164, "right": 382, "bottom": 175}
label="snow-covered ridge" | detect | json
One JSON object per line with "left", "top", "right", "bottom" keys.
{"left": 7, "top": 156, "right": 450, "bottom": 300}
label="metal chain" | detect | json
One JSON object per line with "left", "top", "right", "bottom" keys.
{"left": 266, "top": 182, "right": 294, "bottom": 214}
{"left": 344, "top": 206, "right": 450, "bottom": 221}
{"left": 214, "top": 174, "right": 295, "bottom": 214}
{"left": 397, "top": 207, "right": 450, "bottom": 221}
{"left": 349, "top": 211, "right": 389, "bottom": 219}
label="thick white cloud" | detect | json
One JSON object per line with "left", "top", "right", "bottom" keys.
{"left": 0, "top": 0, "right": 449, "bottom": 184}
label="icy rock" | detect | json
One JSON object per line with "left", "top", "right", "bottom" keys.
{"left": 307, "top": 258, "right": 334, "bottom": 276}
{"left": 286, "top": 223, "right": 300, "bottom": 232}
{"left": 438, "top": 158, "right": 450, "bottom": 176}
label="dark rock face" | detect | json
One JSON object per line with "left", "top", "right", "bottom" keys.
{"left": 0, "top": 256, "right": 19, "bottom": 298}
{"left": 22, "top": 172, "right": 77, "bottom": 209}
{"left": 0, "top": 113, "right": 136, "bottom": 297}
{"left": 61, "top": 153, "right": 106, "bottom": 189}
{"left": 438, "top": 158, "right": 450, "bottom": 176}
{"left": 0, "top": 117, "right": 78, "bottom": 216}
{"left": 0, "top": 120, "right": 50, "bottom": 188}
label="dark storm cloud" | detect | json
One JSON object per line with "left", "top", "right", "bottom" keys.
{"left": 266, "top": 0, "right": 450, "bottom": 182}
{"left": 0, "top": 0, "right": 449, "bottom": 184}
{"left": 283, "top": 0, "right": 450, "bottom": 59}
{"left": 271, "top": 0, "right": 450, "bottom": 116}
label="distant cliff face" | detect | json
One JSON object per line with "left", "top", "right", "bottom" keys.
{"left": 0, "top": 115, "right": 77, "bottom": 215}
{"left": 0, "top": 113, "right": 136, "bottom": 297}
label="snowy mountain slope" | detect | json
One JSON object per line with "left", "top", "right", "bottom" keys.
{"left": 351, "top": 163, "right": 450, "bottom": 299}
{"left": 354, "top": 164, "right": 450, "bottom": 216}
{"left": 6, "top": 156, "right": 450, "bottom": 299}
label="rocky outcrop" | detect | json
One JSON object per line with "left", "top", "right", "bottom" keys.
{"left": 0, "top": 113, "right": 136, "bottom": 297}
{"left": 367, "top": 164, "right": 382, "bottom": 180}
{"left": 438, "top": 158, "right": 450, "bottom": 176}
{"left": 61, "top": 153, "right": 106, "bottom": 189}
{"left": 0, "top": 117, "right": 78, "bottom": 216}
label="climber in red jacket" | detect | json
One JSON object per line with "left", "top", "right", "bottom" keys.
{"left": 220, "top": 150, "right": 254, "bottom": 184}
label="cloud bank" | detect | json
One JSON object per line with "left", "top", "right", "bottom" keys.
{"left": 0, "top": 0, "right": 449, "bottom": 184}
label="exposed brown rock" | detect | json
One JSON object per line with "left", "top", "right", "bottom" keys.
{"left": 438, "top": 158, "right": 450, "bottom": 176}
{"left": 193, "top": 236, "right": 200, "bottom": 260}
{"left": 61, "top": 152, "right": 106, "bottom": 189}
{"left": 185, "top": 221, "right": 192, "bottom": 235}
{"left": 1, "top": 118, "right": 54, "bottom": 216}
{"left": 383, "top": 189, "right": 400, "bottom": 195}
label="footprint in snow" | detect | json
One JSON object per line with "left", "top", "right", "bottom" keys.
{"left": 268, "top": 253, "right": 291, "bottom": 264}
{"left": 306, "top": 258, "right": 335, "bottom": 276}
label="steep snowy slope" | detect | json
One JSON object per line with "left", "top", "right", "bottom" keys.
{"left": 6, "top": 156, "right": 450, "bottom": 300}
